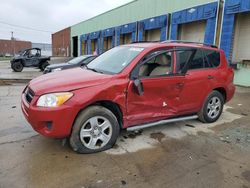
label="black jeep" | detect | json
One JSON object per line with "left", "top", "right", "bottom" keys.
{"left": 10, "top": 48, "right": 50, "bottom": 72}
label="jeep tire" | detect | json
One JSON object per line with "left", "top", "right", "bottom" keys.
{"left": 12, "top": 61, "right": 23, "bottom": 72}
{"left": 198, "top": 90, "right": 224, "bottom": 123}
{"left": 39, "top": 61, "right": 49, "bottom": 71}
{"left": 70, "top": 106, "right": 120, "bottom": 154}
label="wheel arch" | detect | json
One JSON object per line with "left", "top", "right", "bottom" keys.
{"left": 73, "top": 100, "right": 124, "bottom": 132}
{"left": 94, "top": 100, "right": 123, "bottom": 129}
{"left": 14, "top": 59, "right": 24, "bottom": 66}
{"left": 213, "top": 87, "right": 227, "bottom": 102}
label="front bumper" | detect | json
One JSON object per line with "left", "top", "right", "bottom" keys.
{"left": 21, "top": 93, "right": 78, "bottom": 138}
{"left": 43, "top": 68, "right": 51, "bottom": 74}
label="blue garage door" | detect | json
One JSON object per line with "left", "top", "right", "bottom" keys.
{"left": 115, "top": 22, "right": 137, "bottom": 45}
{"left": 88, "top": 31, "right": 101, "bottom": 55}
{"left": 100, "top": 27, "right": 115, "bottom": 53}
{"left": 220, "top": 0, "right": 250, "bottom": 61}
{"left": 138, "top": 14, "right": 168, "bottom": 42}
{"left": 171, "top": 2, "right": 218, "bottom": 45}
{"left": 80, "top": 34, "right": 89, "bottom": 55}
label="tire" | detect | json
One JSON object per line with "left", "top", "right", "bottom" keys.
{"left": 198, "top": 90, "right": 224, "bottom": 123}
{"left": 11, "top": 61, "right": 23, "bottom": 72}
{"left": 39, "top": 61, "right": 49, "bottom": 71}
{"left": 70, "top": 106, "right": 120, "bottom": 154}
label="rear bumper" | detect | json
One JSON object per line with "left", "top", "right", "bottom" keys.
{"left": 21, "top": 93, "right": 78, "bottom": 138}
{"left": 226, "top": 83, "right": 235, "bottom": 103}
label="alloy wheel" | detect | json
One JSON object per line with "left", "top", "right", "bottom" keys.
{"left": 80, "top": 116, "right": 112, "bottom": 150}
{"left": 207, "top": 96, "right": 221, "bottom": 119}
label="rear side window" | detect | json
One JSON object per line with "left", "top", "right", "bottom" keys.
{"left": 204, "top": 50, "right": 220, "bottom": 67}
{"left": 189, "top": 49, "right": 203, "bottom": 70}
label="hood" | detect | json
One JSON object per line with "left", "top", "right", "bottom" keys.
{"left": 29, "top": 68, "right": 112, "bottom": 95}
{"left": 12, "top": 54, "right": 21, "bottom": 60}
{"left": 46, "top": 63, "right": 72, "bottom": 70}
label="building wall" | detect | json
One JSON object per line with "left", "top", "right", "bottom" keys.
{"left": 220, "top": 0, "right": 250, "bottom": 87}
{"left": 70, "top": 0, "right": 217, "bottom": 55}
{"left": 0, "top": 39, "right": 31, "bottom": 56}
{"left": 71, "top": 0, "right": 216, "bottom": 36}
{"left": 52, "top": 27, "right": 71, "bottom": 57}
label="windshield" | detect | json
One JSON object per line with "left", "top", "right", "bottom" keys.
{"left": 87, "top": 46, "right": 144, "bottom": 74}
{"left": 68, "top": 56, "right": 88, "bottom": 64}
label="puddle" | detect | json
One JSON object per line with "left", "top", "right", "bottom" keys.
{"left": 105, "top": 106, "right": 242, "bottom": 155}
{"left": 150, "top": 132, "right": 165, "bottom": 142}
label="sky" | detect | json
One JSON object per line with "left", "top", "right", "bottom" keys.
{"left": 0, "top": 0, "right": 132, "bottom": 44}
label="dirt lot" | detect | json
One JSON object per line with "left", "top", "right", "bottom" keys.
{"left": 0, "top": 74, "right": 250, "bottom": 187}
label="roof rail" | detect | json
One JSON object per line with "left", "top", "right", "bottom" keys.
{"left": 161, "top": 40, "right": 218, "bottom": 48}
{"left": 131, "top": 41, "right": 159, "bottom": 44}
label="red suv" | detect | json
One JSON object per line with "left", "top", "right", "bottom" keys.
{"left": 21, "top": 41, "right": 235, "bottom": 153}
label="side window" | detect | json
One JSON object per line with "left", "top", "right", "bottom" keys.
{"left": 30, "top": 49, "right": 37, "bottom": 56}
{"left": 176, "top": 50, "right": 194, "bottom": 72}
{"left": 138, "top": 51, "right": 173, "bottom": 77}
{"left": 188, "top": 49, "right": 204, "bottom": 70}
{"left": 204, "top": 53, "right": 212, "bottom": 68}
{"left": 204, "top": 50, "right": 220, "bottom": 67}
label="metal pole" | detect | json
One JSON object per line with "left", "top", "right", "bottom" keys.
{"left": 11, "top": 31, "right": 16, "bottom": 55}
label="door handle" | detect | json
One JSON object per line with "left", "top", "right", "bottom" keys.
{"left": 207, "top": 75, "right": 214, "bottom": 80}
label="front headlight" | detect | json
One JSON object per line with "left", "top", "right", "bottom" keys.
{"left": 52, "top": 68, "right": 62, "bottom": 72}
{"left": 37, "top": 92, "right": 73, "bottom": 107}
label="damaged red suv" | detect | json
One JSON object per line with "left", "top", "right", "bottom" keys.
{"left": 21, "top": 41, "right": 235, "bottom": 153}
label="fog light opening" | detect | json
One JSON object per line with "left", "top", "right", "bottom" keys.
{"left": 46, "top": 121, "right": 53, "bottom": 130}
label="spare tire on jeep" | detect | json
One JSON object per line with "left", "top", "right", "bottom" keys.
{"left": 12, "top": 61, "right": 24, "bottom": 72}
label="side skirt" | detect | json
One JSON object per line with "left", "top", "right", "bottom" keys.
{"left": 127, "top": 115, "right": 198, "bottom": 131}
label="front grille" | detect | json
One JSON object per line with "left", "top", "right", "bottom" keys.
{"left": 25, "top": 88, "right": 35, "bottom": 103}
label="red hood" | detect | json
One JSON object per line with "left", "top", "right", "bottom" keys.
{"left": 29, "top": 68, "right": 112, "bottom": 95}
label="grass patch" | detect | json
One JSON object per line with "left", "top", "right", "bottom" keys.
{"left": 0, "top": 57, "right": 11, "bottom": 61}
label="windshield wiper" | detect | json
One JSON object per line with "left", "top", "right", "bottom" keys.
{"left": 86, "top": 66, "right": 104, "bottom": 74}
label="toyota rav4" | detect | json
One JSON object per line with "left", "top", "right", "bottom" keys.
{"left": 21, "top": 41, "right": 235, "bottom": 153}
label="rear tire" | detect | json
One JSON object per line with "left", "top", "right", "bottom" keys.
{"left": 198, "top": 90, "right": 224, "bottom": 123}
{"left": 39, "top": 61, "right": 49, "bottom": 71}
{"left": 70, "top": 106, "right": 120, "bottom": 154}
{"left": 11, "top": 61, "right": 23, "bottom": 72}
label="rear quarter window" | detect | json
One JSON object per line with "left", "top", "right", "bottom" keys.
{"left": 204, "top": 50, "right": 220, "bottom": 67}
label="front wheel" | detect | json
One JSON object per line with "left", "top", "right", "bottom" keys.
{"left": 198, "top": 90, "right": 224, "bottom": 123}
{"left": 11, "top": 61, "right": 23, "bottom": 72}
{"left": 70, "top": 106, "right": 120, "bottom": 154}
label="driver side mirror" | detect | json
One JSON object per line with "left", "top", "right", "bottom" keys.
{"left": 133, "top": 79, "right": 144, "bottom": 96}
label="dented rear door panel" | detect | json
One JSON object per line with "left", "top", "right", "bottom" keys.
{"left": 126, "top": 76, "right": 185, "bottom": 127}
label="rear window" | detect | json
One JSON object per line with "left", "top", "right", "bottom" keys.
{"left": 204, "top": 50, "right": 220, "bottom": 67}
